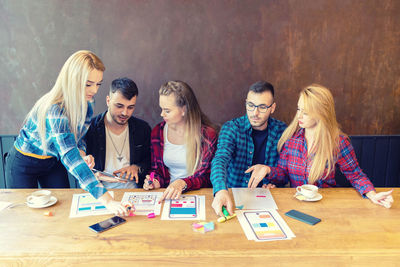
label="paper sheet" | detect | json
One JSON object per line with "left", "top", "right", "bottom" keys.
{"left": 121, "top": 192, "right": 163, "bottom": 215}
{"left": 236, "top": 209, "right": 295, "bottom": 242}
{"left": 232, "top": 188, "right": 278, "bottom": 210}
{"left": 69, "top": 192, "right": 114, "bottom": 218}
{"left": 161, "top": 195, "right": 205, "bottom": 220}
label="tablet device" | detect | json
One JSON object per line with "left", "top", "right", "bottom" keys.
{"left": 284, "top": 209, "right": 321, "bottom": 225}
{"left": 92, "top": 169, "right": 127, "bottom": 182}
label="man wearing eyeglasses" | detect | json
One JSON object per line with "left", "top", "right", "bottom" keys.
{"left": 210, "top": 81, "right": 287, "bottom": 216}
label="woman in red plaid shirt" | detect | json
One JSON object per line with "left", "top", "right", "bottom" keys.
{"left": 263, "top": 84, "right": 393, "bottom": 208}
{"left": 143, "top": 81, "right": 218, "bottom": 201}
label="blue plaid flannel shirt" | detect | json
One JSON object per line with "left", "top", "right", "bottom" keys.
{"left": 211, "top": 115, "right": 287, "bottom": 195}
{"left": 15, "top": 101, "right": 107, "bottom": 199}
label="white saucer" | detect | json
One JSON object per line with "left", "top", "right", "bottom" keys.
{"left": 27, "top": 196, "right": 58, "bottom": 208}
{"left": 294, "top": 192, "right": 323, "bottom": 202}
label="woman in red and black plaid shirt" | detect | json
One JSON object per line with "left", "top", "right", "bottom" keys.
{"left": 264, "top": 84, "right": 393, "bottom": 208}
{"left": 143, "top": 81, "right": 218, "bottom": 201}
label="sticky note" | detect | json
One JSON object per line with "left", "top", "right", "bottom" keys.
{"left": 43, "top": 211, "right": 53, "bottom": 216}
{"left": 192, "top": 221, "right": 215, "bottom": 233}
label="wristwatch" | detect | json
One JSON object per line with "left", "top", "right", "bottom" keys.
{"left": 182, "top": 183, "right": 187, "bottom": 192}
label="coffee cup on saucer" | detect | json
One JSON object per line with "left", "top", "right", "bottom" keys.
{"left": 26, "top": 190, "right": 52, "bottom": 206}
{"left": 296, "top": 184, "right": 318, "bottom": 199}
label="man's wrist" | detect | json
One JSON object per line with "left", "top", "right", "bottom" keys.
{"left": 214, "top": 188, "right": 228, "bottom": 196}
{"left": 212, "top": 181, "right": 228, "bottom": 196}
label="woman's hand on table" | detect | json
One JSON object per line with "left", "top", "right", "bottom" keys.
{"left": 366, "top": 189, "right": 394, "bottom": 208}
{"left": 159, "top": 179, "right": 187, "bottom": 202}
{"left": 98, "top": 192, "right": 129, "bottom": 216}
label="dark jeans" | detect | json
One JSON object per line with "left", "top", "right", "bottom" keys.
{"left": 5, "top": 146, "right": 70, "bottom": 188}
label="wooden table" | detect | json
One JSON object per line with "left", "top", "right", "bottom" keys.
{"left": 1, "top": 188, "right": 399, "bottom": 266}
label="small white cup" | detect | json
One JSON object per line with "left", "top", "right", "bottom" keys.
{"left": 26, "top": 190, "right": 51, "bottom": 206}
{"left": 296, "top": 184, "right": 318, "bottom": 199}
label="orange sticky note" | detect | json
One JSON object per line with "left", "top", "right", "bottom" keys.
{"left": 43, "top": 211, "right": 53, "bottom": 216}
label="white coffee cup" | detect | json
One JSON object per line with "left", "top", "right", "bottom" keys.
{"left": 296, "top": 184, "right": 318, "bottom": 199}
{"left": 26, "top": 190, "right": 52, "bottom": 206}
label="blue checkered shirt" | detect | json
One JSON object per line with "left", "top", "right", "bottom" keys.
{"left": 15, "top": 101, "right": 107, "bottom": 199}
{"left": 211, "top": 115, "right": 287, "bottom": 194}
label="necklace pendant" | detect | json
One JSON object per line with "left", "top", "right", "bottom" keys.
{"left": 117, "top": 156, "right": 123, "bottom": 162}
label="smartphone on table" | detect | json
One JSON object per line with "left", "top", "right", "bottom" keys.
{"left": 89, "top": 216, "right": 126, "bottom": 233}
{"left": 284, "top": 209, "right": 321, "bottom": 225}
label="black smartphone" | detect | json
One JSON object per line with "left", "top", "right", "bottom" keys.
{"left": 89, "top": 216, "right": 126, "bottom": 233}
{"left": 284, "top": 209, "right": 321, "bottom": 225}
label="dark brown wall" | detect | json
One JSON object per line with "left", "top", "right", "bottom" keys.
{"left": 1, "top": 0, "right": 399, "bottom": 135}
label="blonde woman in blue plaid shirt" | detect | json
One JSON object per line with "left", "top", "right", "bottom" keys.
{"left": 5, "top": 50, "right": 129, "bottom": 215}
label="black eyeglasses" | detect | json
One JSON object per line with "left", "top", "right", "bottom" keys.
{"left": 245, "top": 101, "right": 274, "bottom": 113}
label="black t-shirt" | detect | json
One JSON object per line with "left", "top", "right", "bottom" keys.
{"left": 251, "top": 128, "right": 269, "bottom": 166}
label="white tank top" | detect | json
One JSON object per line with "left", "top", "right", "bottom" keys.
{"left": 163, "top": 124, "right": 188, "bottom": 183}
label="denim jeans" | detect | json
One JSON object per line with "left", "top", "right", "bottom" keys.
{"left": 5, "top": 146, "right": 69, "bottom": 188}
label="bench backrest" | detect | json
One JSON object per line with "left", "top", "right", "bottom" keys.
{"left": 334, "top": 135, "right": 400, "bottom": 187}
{"left": 1, "top": 134, "right": 399, "bottom": 188}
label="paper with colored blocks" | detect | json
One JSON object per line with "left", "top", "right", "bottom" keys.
{"left": 69, "top": 192, "right": 114, "bottom": 218}
{"left": 121, "top": 192, "right": 163, "bottom": 215}
{"left": 161, "top": 195, "right": 206, "bottom": 220}
{"left": 236, "top": 210, "right": 295, "bottom": 242}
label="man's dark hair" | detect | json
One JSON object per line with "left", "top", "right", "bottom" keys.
{"left": 249, "top": 81, "right": 274, "bottom": 97}
{"left": 110, "top": 77, "right": 138, "bottom": 99}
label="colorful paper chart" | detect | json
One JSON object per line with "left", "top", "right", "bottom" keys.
{"left": 161, "top": 195, "right": 205, "bottom": 220}
{"left": 237, "top": 209, "right": 295, "bottom": 242}
{"left": 121, "top": 192, "right": 163, "bottom": 215}
{"left": 69, "top": 192, "right": 114, "bottom": 218}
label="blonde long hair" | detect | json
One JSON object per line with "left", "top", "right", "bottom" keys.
{"left": 277, "top": 84, "right": 342, "bottom": 184}
{"left": 26, "top": 50, "right": 105, "bottom": 153}
{"left": 159, "top": 81, "right": 216, "bottom": 176}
